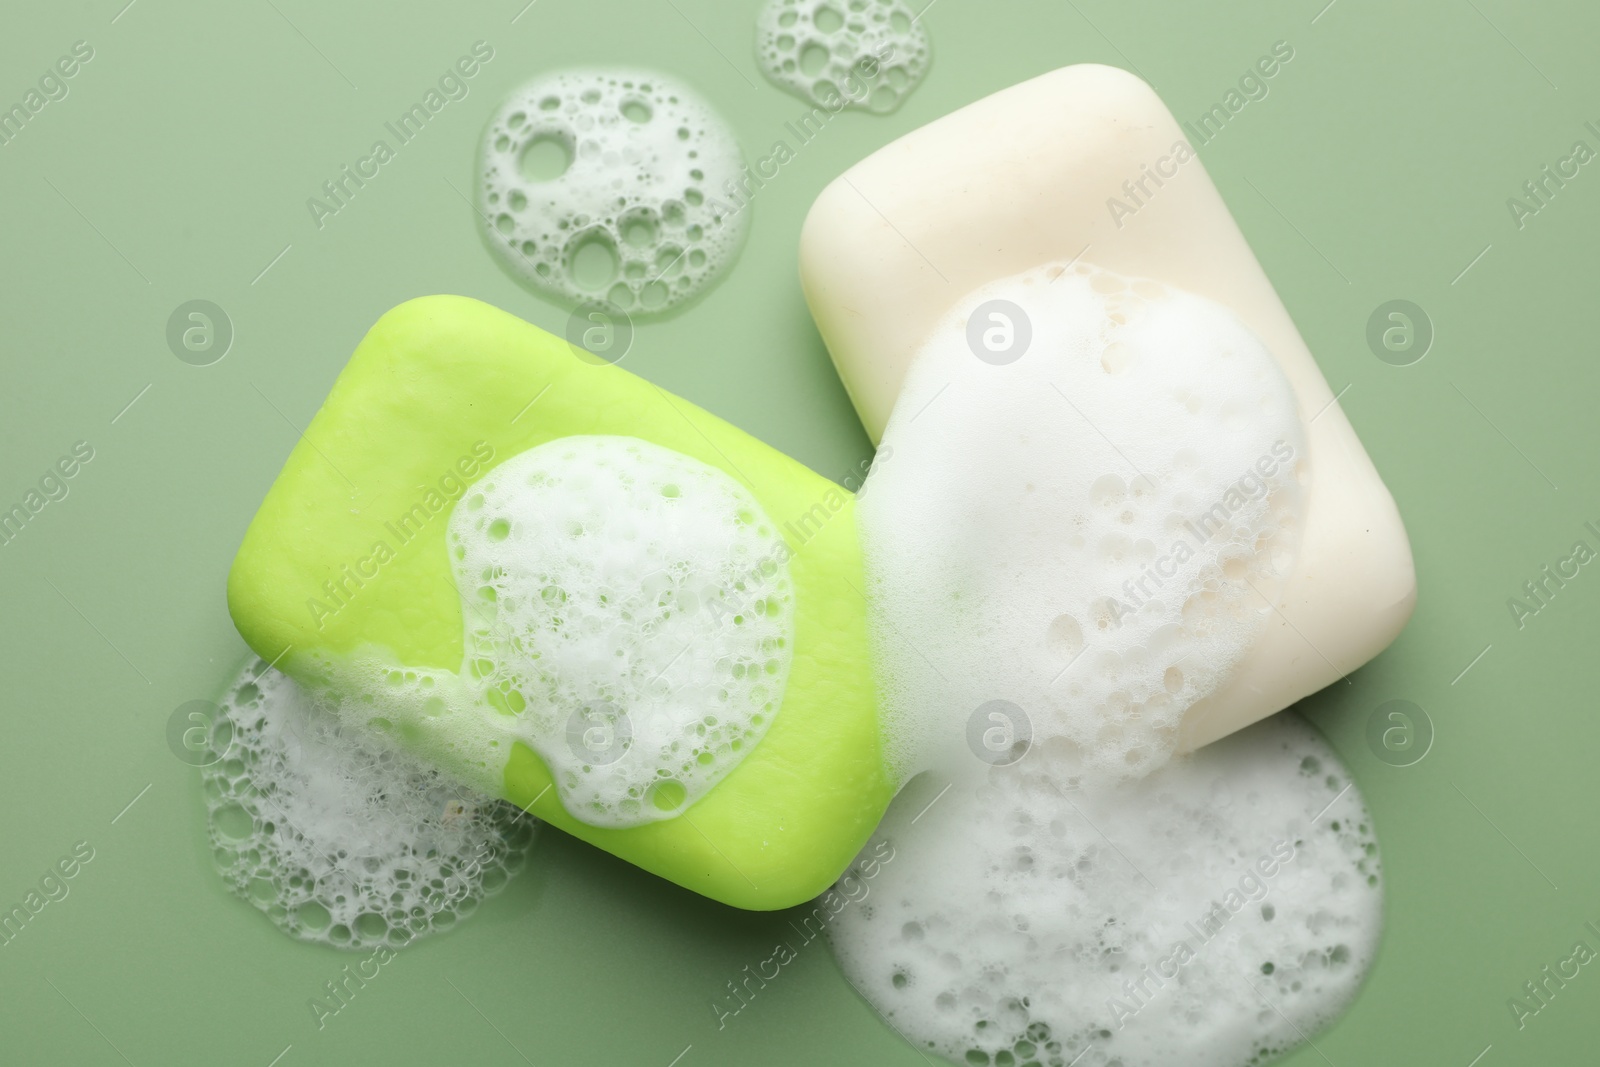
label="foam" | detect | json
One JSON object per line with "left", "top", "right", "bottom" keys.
{"left": 477, "top": 68, "right": 748, "bottom": 314}
{"left": 827, "top": 713, "right": 1383, "bottom": 1067}
{"left": 321, "top": 436, "right": 795, "bottom": 828}
{"left": 830, "top": 264, "right": 1381, "bottom": 1065}
{"left": 202, "top": 661, "right": 534, "bottom": 950}
{"left": 856, "top": 263, "right": 1307, "bottom": 785}
{"left": 755, "top": 0, "right": 931, "bottom": 114}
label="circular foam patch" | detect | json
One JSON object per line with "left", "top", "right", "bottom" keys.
{"left": 827, "top": 714, "right": 1383, "bottom": 1067}
{"left": 477, "top": 68, "right": 748, "bottom": 315}
{"left": 756, "top": 0, "right": 931, "bottom": 113}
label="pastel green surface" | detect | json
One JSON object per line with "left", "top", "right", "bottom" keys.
{"left": 227, "top": 295, "right": 891, "bottom": 910}
{"left": 3, "top": 0, "right": 1600, "bottom": 1065}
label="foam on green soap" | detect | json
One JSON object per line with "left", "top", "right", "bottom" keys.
{"left": 311, "top": 435, "right": 796, "bottom": 828}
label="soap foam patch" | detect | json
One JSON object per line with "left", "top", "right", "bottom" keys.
{"left": 321, "top": 436, "right": 795, "bottom": 829}
{"left": 453, "top": 435, "right": 795, "bottom": 824}
{"left": 857, "top": 263, "right": 1307, "bottom": 785}
{"left": 827, "top": 714, "right": 1383, "bottom": 1067}
{"left": 202, "top": 662, "right": 534, "bottom": 950}
{"left": 756, "top": 0, "right": 931, "bottom": 113}
{"left": 478, "top": 68, "right": 747, "bottom": 315}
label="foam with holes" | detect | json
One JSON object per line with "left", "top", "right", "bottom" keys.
{"left": 827, "top": 714, "right": 1383, "bottom": 1067}
{"left": 202, "top": 662, "right": 535, "bottom": 950}
{"left": 319, "top": 436, "right": 795, "bottom": 829}
{"left": 478, "top": 68, "right": 748, "bottom": 314}
{"left": 755, "top": 0, "right": 931, "bottom": 113}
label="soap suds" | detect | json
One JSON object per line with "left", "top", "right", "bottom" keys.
{"left": 859, "top": 263, "right": 1307, "bottom": 785}
{"left": 755, "top": 0, "right": 931, "bottom": 113}
{"left": 202, "top": 661, "right": 535, "bottom": 950}
{"left": 319, "top": 436, "right": 795, "bottom": 828}
{"left": 478, "top": 68, "right": 747, "bottom": 314}
{"left": 834, "top": 263, "right": 1379, "bottom": 1066}
{"left": 828, "top": 714, "right": 1383, "bottom": 1067}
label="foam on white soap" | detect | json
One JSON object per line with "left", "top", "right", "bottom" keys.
{"left": 755, "top": 0, "right": 931, "bottom": 113}
{"left": 202, "top": 661, "right": 535, "bottom": 950}
{"left": 478, "top": 69, "right": 748, "bottom": 314}
{"left": 827, "top": 713, "right": 1383, "bottom": 1067}
{"left": 857, "top": 263, "right": 1307, "bottom": 785}
{"left": 319, "top": 436, "right": 795, "bottom": 829}
{"left": 829, "top": 263, "right": 1380, "bottom": 1066}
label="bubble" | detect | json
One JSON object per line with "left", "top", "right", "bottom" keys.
{"left": 755, "top": 0, "right": 931, "bottom": 113}
{"left": 518, "top": 132, "right": 573, "bottom": 181}
{"left": 478, "top": 69, "right": 747, "bottom": 315}
{"left": 1045, "top": 614, "right": 1084, "bottom": 660}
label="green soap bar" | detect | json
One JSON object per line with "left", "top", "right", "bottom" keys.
{"left": 227, "top": 295, "right": 892, "bottom": 910}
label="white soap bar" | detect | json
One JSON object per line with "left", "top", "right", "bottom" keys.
{"left": 799, "top": 64, "right": 1415, "bottom": 749}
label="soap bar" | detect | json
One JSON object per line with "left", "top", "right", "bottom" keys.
{"left": 227, "top": 295, "right": 890, "bottom": 910}
{"left": 799, "top": 64, "right": 1415, "bottom": 749}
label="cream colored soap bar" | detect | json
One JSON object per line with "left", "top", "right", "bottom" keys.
{"left": 799, "top": 64, "right": 1415, "bottom": 749}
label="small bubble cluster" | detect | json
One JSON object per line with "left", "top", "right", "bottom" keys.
{"left": 756, "top": 0, "right": 931, "bottom": 113}
{"left": 477, "top": 68, "right": 748, "bottom": 315}
{"left": 201, "top": 662, "right": 535, "bottom": 950}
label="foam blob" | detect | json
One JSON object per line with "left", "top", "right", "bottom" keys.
{"left": 756, "top": 0, "right": 930, "bottom": 113}
{"left": 857, "top": 263, "right": 1307, "bottom": 784}
{"left": 202, "top": 661, "right": 535, "bottom": 950}
{"left": 322, "top": 436, "right": 795, "bottom": 828}
{"left": 452, "top": 435, "right": 795, "bottom": 822}
{"left": 477, "top": 69, "right": 748, "bottom": 314}
{"left": 828, "top": 714, "right": 1383, "bottom": 1067}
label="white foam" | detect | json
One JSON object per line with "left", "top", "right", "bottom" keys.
{"left": 477, "top": 68, "right": 748, "bottom": 314}
{"left": 322, "top": 436, "right": 795, "bottom": 828}
{"left": 831, "top": 264, "right": 1381, "bottom": 1065}
{"left": 202, "top": 662, "right": 534, "bottom": 949}
{"left": 756, "top": 0, "right": 931, "bottom": 113}
{"left": 858, "top": 263, "right": 1307, "bottom": 785}
{"left": 827, "top": 714, "right": 1383, "bottom": 1067}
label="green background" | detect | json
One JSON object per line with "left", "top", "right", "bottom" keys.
{"left": 1, "top": 0, "right": 1595, "bottom": 1063}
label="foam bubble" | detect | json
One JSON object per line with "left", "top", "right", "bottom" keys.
{"left": 202, "top": 661, "right": 535, "bottom": 950}
{"left": 321, "top": 436, "right": 795, "bottom": 828}
{"left": 756, "top": 0, "right": 931, "bottom": 113}
{"left": 477, "top": 69, "right": 748, "bottom": 314}
{"left": 828, "top": 714, "right": 1383, "bottom": 1067}
{"left": 857, "top": 263, "right": 1307, "bottom": 784}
